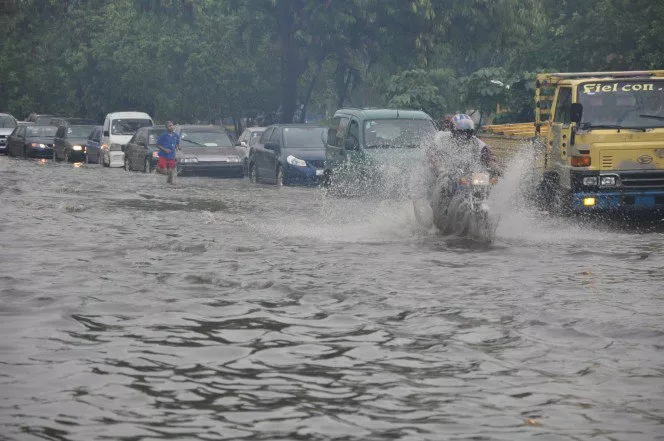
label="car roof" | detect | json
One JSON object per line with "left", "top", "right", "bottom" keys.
{"left": 175, "top": 124, "right": 226, "bottom": 132}
{"left": 105, "top": 111, "right": 152, "bottom": 119}
{"left": 333, "top": 108, "right": 433, "bottom": 120}
{"left": 270, "top": 123, "right": 326, "bottom": 128}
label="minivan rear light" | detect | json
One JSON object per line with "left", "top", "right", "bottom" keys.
{"left": 571, "top": 156, "right": 591, "bottom": 167}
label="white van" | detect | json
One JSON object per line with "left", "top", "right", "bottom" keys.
{"left": 101, "top": 111, "right": 153, "bottom": 167}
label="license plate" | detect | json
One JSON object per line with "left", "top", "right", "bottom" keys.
{"left": 315, "top": 169, "right": 324, "bottom": 176}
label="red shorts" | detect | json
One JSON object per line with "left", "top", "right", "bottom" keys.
{"left": 157, "top": 157, "right": 177, "bottom": 171}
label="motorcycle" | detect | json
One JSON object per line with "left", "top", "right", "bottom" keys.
{"left": 414, "top": 166, "right": 498, "bottom": 243}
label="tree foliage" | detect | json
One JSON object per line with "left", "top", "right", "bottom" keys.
{"left": 1, "top": 0, "right": 662, "bottom": 124}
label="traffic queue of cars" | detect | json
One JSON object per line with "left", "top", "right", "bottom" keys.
{"left": 2, "top": 107, "right": 440, "bottom": 190}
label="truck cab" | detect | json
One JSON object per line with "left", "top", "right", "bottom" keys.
{"left": 536, "top": 70, "right": 664, "bottom": 212}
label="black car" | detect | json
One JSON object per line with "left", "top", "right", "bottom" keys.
{"left": 7, "top": 123, "right": 57, "bottom": 158}
{"left": 123, "top": 125, "right": 165, "bottom": 172}
{"left": 173, "top": 125, "right": 244, "bottom": 177}
{"left": 248, "top": 124, "right": 327, "bottom": 186}
{"left": 0, "top": 113, "right": 18, "bottom": 154}
{"left": 53, "top": 124, "right": 96, "bottom": 162}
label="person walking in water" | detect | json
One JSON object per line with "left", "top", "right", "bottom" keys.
{"left": 156, "top": 121, "right": 180, "bottom": 184}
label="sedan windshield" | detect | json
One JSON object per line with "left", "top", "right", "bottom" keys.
{"left": 578, "top": 80, "right": 664, "bottom": 129}
{"left": 67, "top": 125, "right": 95, "bottom": 138}
{"left": 0, "top": 115, "right": 17, "bottom": 128}
{"left": 364, "top": 119, "right": 437, "bottom": 148}
{"left": 180, "top": 130, "right": 233, "bottom": 147}
{"left": 27, "top": 126, "right": 58, "bottom": 137}
{"left": 111, "top": 119, "right": 152, "bottom": 135}
{"left": 283, "top": 127, "right": 326, "bottom": 148}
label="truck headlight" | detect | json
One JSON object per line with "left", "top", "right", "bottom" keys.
{"left": 600, "top": 175, "right": 619, "bottom": 187}
{"left": 583, "top": 176, "right": 598, "bottom": 186}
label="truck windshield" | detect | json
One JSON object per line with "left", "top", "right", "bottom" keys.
{"left": 578, "top": 80, "right": 664, "bottom": 129}
{"left": 364, "top": 119, "right": 437, "bottom": 148}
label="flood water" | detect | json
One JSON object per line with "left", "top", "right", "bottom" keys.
{"left": 0, "top": 154, "right": 663, "bottom": 441}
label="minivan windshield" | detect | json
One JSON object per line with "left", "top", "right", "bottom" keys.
{"left": 283, "top": 127, "right": 326, "bottom": 148}
{"left": 111, "top": 119, "right": 152, "bottom": 135}
{"left": 578, "top": 80, "right": 664, "bottom": 129}
{"left": 364, "top": 119, "right": 437, "bottom": 148}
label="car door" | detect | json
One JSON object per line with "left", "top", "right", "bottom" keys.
{"left": 252, "top": 127, "right": 272, "bottom": 182}
{"left": 7, "top": 126, "right": 20, "bottom": 156}
{"left": 326, "top": 116, "right": 350, "bottom": 172}
{"left": 262, "top": 127, "right": 281, "bottom": 181}
{"left": 53, "top": 126, "right": 65, "bottom": 160}
{"left": 86, "top": 128, "right": 97, "bottom": 162}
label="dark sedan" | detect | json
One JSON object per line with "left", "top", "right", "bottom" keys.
{"left": 123, "top": 125, "right": 165, "bottom": 172}
{"left": 53, "top": 124, "right": 96, "bottom": 163}
{"left": 248, "top": 124, "right": 327, "bottom": 186}
{"left": 174, "top": 125, "right": 244, "bottom": 178}
{"left": 7, "top": 124, "right": 56, "bottom": 158}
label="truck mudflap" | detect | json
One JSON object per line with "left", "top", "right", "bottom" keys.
{"left": 572, "top": 190, "right": 664, "bottom": 211}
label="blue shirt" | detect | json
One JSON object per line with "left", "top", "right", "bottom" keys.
{"left": 157, "top": 131, "right": 180, "bottom": 159}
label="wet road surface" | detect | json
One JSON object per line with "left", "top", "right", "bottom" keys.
{"left": 0, "top": 155, "right": 663, "bottom": 440}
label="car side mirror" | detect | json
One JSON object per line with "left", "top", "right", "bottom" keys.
{"left": 570, "top": 103, "right": 583, "bottom": 124}
{"left": 103, "top": 130, "right": 109, "bottom": 137}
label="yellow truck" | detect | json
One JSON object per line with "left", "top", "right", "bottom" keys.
{"left": 484, "top": 70, "right": 664, "bottom": 212}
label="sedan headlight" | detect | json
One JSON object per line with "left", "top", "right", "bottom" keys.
{"left": 286, "top": 155, "right": 307, "bottom": 167}
{"left": 30, "top": 143, "right": 46, "bottom": 148}
{"left": 583, "top": 176, "right": 598, "bottom": 186}
{"left": 72, "top": 145, "right": 83, "bottom": 151}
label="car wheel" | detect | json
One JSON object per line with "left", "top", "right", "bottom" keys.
{"left": 143, "top": 157, "right": 151, "bottom": 173}
{"left": 276, "top": 166, "right": 284, "bottom": 187}
{"left": 124, "top": 155, "right": 130, "bottom": 171}
{"left": 249, "top": 163, "right": 258, "bottom": 183}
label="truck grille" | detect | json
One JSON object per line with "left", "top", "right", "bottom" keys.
{"left": 620, "top": 171, "right": 664, "bottom": 188}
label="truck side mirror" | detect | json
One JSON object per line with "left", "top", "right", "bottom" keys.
{"left": 570, "top": 103, "right": 583, "bottom": 124}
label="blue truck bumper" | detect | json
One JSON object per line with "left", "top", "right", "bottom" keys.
{"left": 572, "top": 190, "right": 664, "bottom": 211}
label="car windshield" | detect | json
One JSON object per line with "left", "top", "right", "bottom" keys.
{"left": 283, "top": 127, "right": 326, "bottom": 148}
{"left": 27, "top": 126, "right": 58, "bottom": 137}
{"left": 180, "top": 130, "right": 233, "bottom": 147}
{"left": 67, "top": 125, "right": 95, "bottom": 138}
{"left": 148, "top": 131, "right": 162, "bottom": 146}
{"left": 578, "top": 81, "right": 664, "bottom": 129}
{"left": 0, "top": 115, "right": 17, "bottom": 128}
{"left": 364, "top": 118, "right": 437, "bottom": 148}
{"left": 111, "top": 119, "right": 152, "bottom": 135}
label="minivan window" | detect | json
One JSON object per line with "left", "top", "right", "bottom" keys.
{"left": 111, "top": 119, "right": 152, "bottom": 135}
{"left": 364, "top": 118, "right": 436, "bottom": 148}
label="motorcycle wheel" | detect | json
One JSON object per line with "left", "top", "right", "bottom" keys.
{"left": 453, "top": 200, "right": 471, "bottom": 236}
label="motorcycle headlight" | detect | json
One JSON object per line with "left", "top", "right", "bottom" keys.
{"left": 583, "top": 176, "right": 598, "bottom": 186}
{"left": 286, "top": 155, "right": 307, "bottom": 167}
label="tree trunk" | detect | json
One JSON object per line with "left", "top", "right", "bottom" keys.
{"left": 278, "top": 2, "right": 298, "bottom": 123}
{"left": 300, "top": 56, "right": 324, "bottom": 123}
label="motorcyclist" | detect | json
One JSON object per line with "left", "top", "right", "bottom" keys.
{"left": 425, "top": 113, "right": 499, "bottom": 182}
